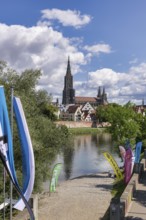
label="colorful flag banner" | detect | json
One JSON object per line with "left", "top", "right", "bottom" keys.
{"left": 124, "top": 147, "right": 133, "bottom": 184}
{"left": 103, "top": 152, "right": 123, "bottom": 180}
{"left": 13, "top": 97, "right": 35, "bottom": 212}
{"left": 134, "top": 141, "right": 142, "bottom": 163}
{"left": 0, "top": 86, "right": 35, "bottom": 220}
{"left": 0, "top": 86, "right": 18, "bottom": 186}
{"left": 50, "top": 163, "right": 62, "bottom": 193}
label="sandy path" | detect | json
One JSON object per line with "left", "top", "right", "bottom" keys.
{"left": 38, "top": 173, "right": 113, "bottom": 220}
{"left": 13, "top": 173, "right": 113, "bottom": 220}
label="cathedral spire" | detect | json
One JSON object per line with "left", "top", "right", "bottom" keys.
{"left": 102, "top": 87, "right": 105, "bottom": 96}
{"left": 62, "top": 57, "right": 75, "bottom": 105}
{"left": 97, "top": 86, "right": 101, "bottom": 97}
{"left": 66, "top": 56, "right": 71, "bottom": 76}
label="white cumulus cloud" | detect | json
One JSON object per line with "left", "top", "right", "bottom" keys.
{"left": 0, "top": 22, "right": 86, "bottom": 101}
{"left": 84, "top": 44, "right": 112, "bottom": 56}
{"left": 38, "top": 8, "right": 92, "bottom": 29}
{"left": 78, "top": 64, "right": 146, "bottom": 104}
{"left": 0, "top": 9, "right": 145, "bottom": 105}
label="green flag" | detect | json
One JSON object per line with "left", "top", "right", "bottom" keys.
{"left": 50, "top": 163, "right": 62, "bottom": 193}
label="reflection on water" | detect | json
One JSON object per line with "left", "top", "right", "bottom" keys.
{"left": 63, "top": 146, "right": 74, "bottom": 180}
{"left": 55, "top": 133, "right": 122, "bottom": 181}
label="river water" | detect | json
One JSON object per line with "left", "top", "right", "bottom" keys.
{"left": 43, "top": 133, "right": 122, "bottom": 190}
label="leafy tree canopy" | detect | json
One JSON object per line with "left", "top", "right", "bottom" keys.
{"left": 96, "top": 103, "right": 142, "bottom": 147}
{"left": 0, "top": 61, "right": 70, "bottom": 194}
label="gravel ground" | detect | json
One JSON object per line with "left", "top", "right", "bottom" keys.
{"left": 13, "top": 173, "right": 114, "bottom": 220}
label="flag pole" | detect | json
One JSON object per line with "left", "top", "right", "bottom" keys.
{"left": 3, "top": 168, "right": 6, "bottom": 220}
{"left": 10, "top": 86, "right": 14, "bottom": 220}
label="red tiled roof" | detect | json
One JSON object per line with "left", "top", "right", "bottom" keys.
{"left": 75, "top": 96, "right": 97, "bottom": 103}
{"left": 67, "top": 105, "right": 80, "bottom": 113}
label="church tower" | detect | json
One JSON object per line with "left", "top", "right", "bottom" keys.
{"left": 62, "top": 57, "right": 75, "bottom": 105}
{"left": 97, "top": 86, "right": 108, "bottom": 105}
{"left": 101, "top": 86, "right": 108, "bottom": 104}
{"left": 97, "top": 86, "right": 101, "bottom": 98}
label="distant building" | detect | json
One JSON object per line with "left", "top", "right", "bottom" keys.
{"left": 62, "top": 58, "right": 108, "bottom": 107}
{"left": 62, "top": 57, "right": 75, "bottom": 105}
{"left": 81, "top": 102, "right": 95, "bottom": 122}
{"left": 60, "top": 105, "right": 82, "bottom": 121}
{"left": 75, "top": 86, "right": 108, "bottom": 106}
{"left": 60, "top": 103, "right": 95, "bottom": 122}
{"left": 134, "top": 99, "right": 146, "bottom": 116}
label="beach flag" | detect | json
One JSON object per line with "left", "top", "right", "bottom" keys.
{"left": 50, "top": 163, "right": 62, "bottom": 193}
{"left": 13, "top": 97, "right": 35, "bottom": 212}
{"left": 0, "top": 86, "right": 35, "bottom": 220}
{"left": 103, "top": 152, "right": 123, "bottom": 180}
{"left": 134, "top": 141, "right": 142, "bottom": 163}
{"left": 0, "top": 86, "right": 18, "bottom": 186}
{"left": 124, "top": 147, "right": 133, "bottom": 184}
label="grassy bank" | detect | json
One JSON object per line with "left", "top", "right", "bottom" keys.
{"left": 68, "top": 127, "right": 106, "bottom": 135}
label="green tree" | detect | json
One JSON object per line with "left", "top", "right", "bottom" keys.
{"left": 96, "top": 105, "right": 108, "bottom": 123}
{"left": 96, "top": 104, "right": 141, "bottom": 146}
{"left": 0, "top": 61, "right": 71, "bottom": 195}
{"left": 33, "top": 89, "right": 58, "bottom": 120}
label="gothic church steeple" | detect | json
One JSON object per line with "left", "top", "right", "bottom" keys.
{"left": 97, "top": 86, "right": 101, "bottom": 97}
{"left": 66, "top": 56, "right": 71, "bottom": 76}
{"left": 62, "top": 57, "right": 75, "bottom": 105}
{"left": 97, "top": 86, "right": 108, "bottom": 105}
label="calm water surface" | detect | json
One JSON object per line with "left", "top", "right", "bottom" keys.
{"left": 43, "top": 133, "right": 122, "bottom": 190}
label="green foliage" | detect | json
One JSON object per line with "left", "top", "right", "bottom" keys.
{"left": 69, "top": 127, "right": 105, "bottom": 135}
{"left": 96, "top": 105, "right": 109, "bottom": 123}
{"left": 35, "top": 89, "right": 57, "bottom": 120}
{"left": 0, "top": 61, "right": 71, "bottom": 197}
{"left": 42, "top": 104, "right": 58, "bottom": 120}
{"left": 124, "top": 100, "right": 136, "bottom": 108}
{"left": 142, "top": 139, "right": 146, "bottom": 149}
{"left": 96, "top": 103, "right": 142, "bottom": 147}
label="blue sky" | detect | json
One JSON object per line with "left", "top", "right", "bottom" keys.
{"left": 0, "top": 0, "right": 146, "bottom": 104}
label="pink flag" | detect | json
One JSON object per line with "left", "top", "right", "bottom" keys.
{"left": 124, "top": 147, "right": 133, "bottom": 184}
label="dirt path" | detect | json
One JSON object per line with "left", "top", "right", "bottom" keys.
{"left": 13, "top": 173, "right": 113, "bottom": 220}
{"left": 38, "top": 173, "right": 113, "bottom": 220}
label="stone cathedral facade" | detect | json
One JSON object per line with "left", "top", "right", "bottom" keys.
{"left": 62, "top": 58, "right": 108, "bottom": 107}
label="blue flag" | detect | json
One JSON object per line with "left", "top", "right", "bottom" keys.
{"left": 135, "top": 141, "right": 142, "bottom": 163}
{"left": 13, "top": 97, "right": 35, "bottom": 212}
{"left": 0, "top": 86, "right": 18, "bottom": 185}
{"left": 0, "top": 86, "right": 35, "bottom": 220}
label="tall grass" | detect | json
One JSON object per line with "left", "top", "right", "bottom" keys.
{"left": 68, "top": 127, "right": 106, "bottom": 135}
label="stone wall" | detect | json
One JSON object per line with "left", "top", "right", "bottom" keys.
{"left": 55, "top": 121, "right": 92, "bottom": 128}
{"left": 110, "top": 159, "right": 145, "bottom": 220}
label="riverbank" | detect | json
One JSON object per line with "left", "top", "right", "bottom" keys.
{"left": 69, "top": 127, "right": 106, "bottom": 135}
{"left": 14, "top": 173, "right": 114, "bottom": 220}
{"left": 55, "top": 120, "right": 107, "bottom": 135}
{"left": 55, "top": 121, "right": 93, "bottom": 128}
{"left": 55, "top": 121, "right": 109, "bottom": 128}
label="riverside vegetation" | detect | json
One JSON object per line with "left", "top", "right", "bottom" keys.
{"left": 0, "top": 61, "right": 72, "bottom": 219}
{"left": 97, "top": 102, "right": 146, "bottom": 199}
{"left": 68, "top": 127, "right": 106, "bottom": 135}
{"left": 1, "top": 61, "right": 146, "bottom": 218}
